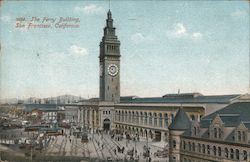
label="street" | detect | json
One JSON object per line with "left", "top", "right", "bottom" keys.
{"left": 41, "top": 129, "right": 168, "bottom": 162}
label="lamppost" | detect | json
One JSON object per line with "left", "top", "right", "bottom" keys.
{"left": 146, "top": 132, "right": 150, "bottom": 161}
{"left": 135, "top": 138, "right": 137, "bottom": 153}
{"left": 30, "top": 134, "right": 35, "bottom": 162}
{"left": 134, "top": 134, "right": 138, "bottom": 161}
{"left": 146, "top": 132, "right": 149, "bottom": 150}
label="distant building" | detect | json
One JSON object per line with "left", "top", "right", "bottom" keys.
{"left": 65, "top": 106, "right": 78, "bottom": 123}
{"left": 31, "top": 108, "right": 43, "bottom": 117}
{"left": 24, "top": 104, "right": 61, "bottom": 123}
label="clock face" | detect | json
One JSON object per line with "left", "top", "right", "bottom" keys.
{"left": 108, "top": 64, "right": 119, "bottom": 76}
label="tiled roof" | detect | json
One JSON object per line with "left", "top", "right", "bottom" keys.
{"left": 199, "top": 119, "right": 212, "bottom": 128}
{"left": 199, "top": 102, "right": 250, "bottom": 130}
{"left": 219, "top": 115, "right": 241, "bottom": 127}
{"left": 169, "top": 108, "right": 191, "bottom": 130}
{"left": 24, "top": 104, "right": 58, "bottom": 112}
{"left": 202, "top": 102, "right": 250, "bottom": 125}
{"left": 243, "top": 122, "right": 250, "bottom": 129}
{"left": 120, "top": 94, "right": 239, "bottom": 104}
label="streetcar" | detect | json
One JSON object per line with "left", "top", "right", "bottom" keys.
{"left": 40, "top": 127, "right": 64, "bottom": 136}
{"left": 24, "top": 124, "right": 50, "bottom": 132}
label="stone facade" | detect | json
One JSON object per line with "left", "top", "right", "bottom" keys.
{"left": 168, "top": 102, "right": 250, "bottom": 162}
{"left": 99, "top": 10, "right": 120, "bottom": 103}
{"left": 76, "top": 10, "right": 250, "bottom": 162}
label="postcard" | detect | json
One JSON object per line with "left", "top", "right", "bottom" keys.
{"left": 0, "top": 1, "right": 249, "bottom": 162}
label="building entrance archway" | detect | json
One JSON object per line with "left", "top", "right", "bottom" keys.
{"left": 103, "top": 118, "right": 111, "bottom": 130}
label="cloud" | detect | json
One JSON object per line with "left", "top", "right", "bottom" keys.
{"left": 0, "top": 15, "right": 11, "bottom": 23}
{"left": 131, "top": 33, "right": 153, "bottom": 44}
{"left": 174, "top": 23, "right": 187, "bottom": 37}
{"left": 191, "top": 32, "right": 203, "bottom": 39}
{"left": 69, "top": 45, "right": 88, "bottom": 56}
{"left": 75, "top": 4, "right": 105, "bottom": 15}
{"left": 166, "top": 23, "right": 203, "bottom": 40}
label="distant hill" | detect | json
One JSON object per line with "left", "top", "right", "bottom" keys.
{"left": 0, "top": 95, "right": 84, "bottom": 104}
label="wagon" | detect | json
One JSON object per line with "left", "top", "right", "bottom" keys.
{"left": 154, "top": 149, "right": 168, "bottom": 158}
{"left": 81, "top": 132, "right": 88, "bottom": 143}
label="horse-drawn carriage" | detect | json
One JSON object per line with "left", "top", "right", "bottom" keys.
{"left": 117, "top": 146, "right": 125, "bottom": 153}
{"left": 154, "top": 148, "right": 168, "bottom": 158}
{"left": 81, "top": 131, "right": 88, "bottom": 143}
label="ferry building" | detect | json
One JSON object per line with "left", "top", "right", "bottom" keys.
{"left": 77, "top": 10, "right": 245, "bottom": 143}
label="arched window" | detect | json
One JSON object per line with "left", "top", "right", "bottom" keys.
{"left": 164, "top": 113, "right": 168, "bottom": 128}
{"left": 140, "top": 112, "right": 143, "bottom": 124}
{"left": 225, "top": 148, "right": 229, "bottom": 158}
{"left": 219, "top": 128, "right": 222, "bottom": 138}
{"left": 128, "top": 111, "right": 131, "bottom": 123}
{"left": 159, "top": 113, "right": 163, "bottom": 127}
{"left": 132, "top": 111, "right": 135, "bottom": 123}
{"left": 125, "top": 111, "right": 128, "bottom": 122}
{"left": 191, "top": 114, "right": 195, "bottom": 121}
{"left": 121, "top": 111, "right": 124, "bottom": 122}
{"left": 243, "top": 150, "right": 247, "bottom": 160}
{"left": 213, "top": 146, "right": 217, "bottom": 156}
{"left": 183, "top": 141, "right": 186, "bottom": 150}
{"left": 202, "top": 144, "right": 205, "bottom": 154}
{"left": 154, "top": 113, "right": 157, "bottom": 126}
{"left": 218, "top": 147, "right": 221, "bottom": 156}
{"left": 149, "top": 113, "right": 152, "bottom": 126}
{"left": 230, "top": 149, "right": 234, "bottom": 159}
{"left": 194, "top": 127, "right": 197, "bottom": 136}
{"left": 238, "top": 131, "right": 241, "bottom": 141}
{"left": 135, "top": 111, "right": 139, "bottom": 123}
{"left": 214, "top": 128, "right": 217, "bottom": 138}
{"left": 118, "top": 111, "right": 121, "bottom": 121}
{"left": 207, "top": 145, "right": 210, "bottom": 154}
{"left": 173, "top": 140, "right": 176, "bottom": 148}
{"left": 115, "top": 111, "right": 117, "bottom": 120}
{"left": 192, "top": 142, "right": 195, "bottom": 151}
{"left": 144, "top": 112, "right": 147, "bottom": 125}
{"left": 188, "top": 142, "right": 191, "bottom": 151}
{"left": 236, "top": 149, "right": 239, "bottom": 160}
{"left": 198, "top": 143, "right": 201, "bottom": 153}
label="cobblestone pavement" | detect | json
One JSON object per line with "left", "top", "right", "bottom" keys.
{"left": 43, "top": 130, "right": 169, "bottom": 162}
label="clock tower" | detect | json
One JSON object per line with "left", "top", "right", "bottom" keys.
{"left": 99, "top": 10, "right": 120, "bottom": 103}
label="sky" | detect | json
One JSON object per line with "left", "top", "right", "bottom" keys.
{"left": 0, "top": 0, "right": 249, "bottom": 99}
